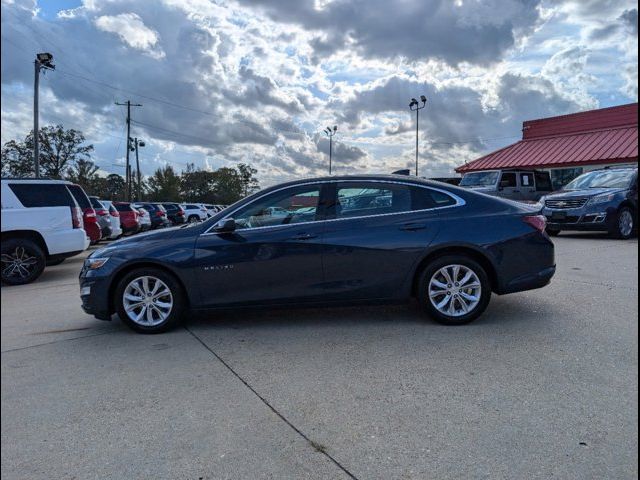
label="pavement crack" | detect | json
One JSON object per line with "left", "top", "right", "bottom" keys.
{"left": 1, "top": 330, "right": 117, "bottom": 354}
{"left": 185, "top": 326, "right": 359, "bottom": 480}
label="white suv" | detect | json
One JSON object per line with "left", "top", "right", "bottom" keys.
{"left": 1, "top": 179, "right": 90, "bottom": 285}
{"left": 181, "top": 203, "right": 209, "bottom": 223}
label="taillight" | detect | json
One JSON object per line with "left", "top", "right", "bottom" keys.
{"left": 523, "top": 215, "right": 547, "bottom": 233}
{"left": 177, "top": 209, "right": 184, "bottom": 216}
{"left": 111, "top": 210, "right": 120, "bottom": 217}
{"left": 71, "top": 207, "right": 82, "bottom": 229}
{"left": 96, "top": 209, "right": 108, "bottom": 216}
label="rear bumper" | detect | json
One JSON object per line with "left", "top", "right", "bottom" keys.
{"left": 499, "top": 265, "right": 556, "bottom": 294}
{"left": 47, "top": 229, "right": 90, "bottom": 255}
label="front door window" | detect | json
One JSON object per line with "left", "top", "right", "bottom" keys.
{"left": 232, "top": 186, "right": 321, "bottom": 229}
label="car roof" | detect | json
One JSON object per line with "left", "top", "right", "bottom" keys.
{"left": 1, "top": 178, "right": 73, "bottom": 184}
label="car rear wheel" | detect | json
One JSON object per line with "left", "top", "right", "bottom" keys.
{"left": 1, "top": 238, "right": 46, "bottom": 285}
{"left": 115, "top": 268, "right": 186, "bottom": 333}
{"left": 188, "top": 215, "right": 199, "bottom": 223}
{"left": 418, "top": 255, "right": 491, "bottom": 325}
{"left": 610, "top": 207, "right": 635, "bottom": 239}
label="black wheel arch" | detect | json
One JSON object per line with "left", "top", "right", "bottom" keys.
{"left": 107, "top": 261, "right": 191, "bottom": 315}
{"left": 410, "top": 245, "right": 499, "bottom": 297}
{"left": 1, "top": 230, "right": 50, "bottom": 257}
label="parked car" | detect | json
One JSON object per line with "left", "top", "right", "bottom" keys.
{"left": 113, "top": 202, "right": 141, "bottom": 235}
{"left": 181, "top": 203, "right": 208, "bottom": 223}
{"left": 100, "top": 200, "right": 123, "bottom": 239}
{"left": 80, "top": 175, "right": 555, "bottom": 333}
{"left": 133, "top": 203, "right": 171, "bottom": 229}
{"left": 2, "top": 178, "right": 89, "bottom": 285}
{"left": 203, "top": 204, "right": 226, "bottom": 216}
{"left": 67, "top": 184, "right": 101, "bottom": 244}
{"left": 89, "top": 196, "right": 112, "bottom": 240}
{"left": 160, "top": 202, "right": 186, "bottom": 225}
{"left": 459, "top": 169, "right": 553, "bottom": 202}
{"left": 136, "top": 207, "right": 152, "bottom": 231}
{"left": 541, "top": 166, "right": 638, "bottom": 239}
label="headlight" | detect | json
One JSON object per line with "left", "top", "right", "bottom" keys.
{"left": 84, "top": 257, "right": 109, "bottom": 270}
{"left": 588, "top": 193, "right": 615, "bottom": 205}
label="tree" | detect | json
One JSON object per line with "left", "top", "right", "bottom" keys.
{"left": 181, "top": 163, "right": 215, "bottom": 202}
{"left": 67, "top": 158, "right": 100, "bottom": 193}
{"left": 147, "top": 165, "right": 182, "bottom": 201}
{"left": 237, "top": 163, "right": 260, "bottom": 197}
{"left": 0, "top": 125, "right": 94, "bottom": 178}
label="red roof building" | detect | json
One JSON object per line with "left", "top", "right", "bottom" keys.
{"left": 457, "top": 103, "right": 638, "bottom": 188}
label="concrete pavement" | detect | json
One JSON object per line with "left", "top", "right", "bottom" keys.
{"left": 1, "top": 234, "right": 637, "bottom": 479}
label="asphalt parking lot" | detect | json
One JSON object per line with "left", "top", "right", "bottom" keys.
{"left": 1, "top": 234, "right": 638, "bottom": 480}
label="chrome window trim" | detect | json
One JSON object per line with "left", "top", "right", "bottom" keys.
{"left": 201, "top": 179, "right": 466, "bottom": 236}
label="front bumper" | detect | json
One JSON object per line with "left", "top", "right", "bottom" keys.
{"left": 79, "top": 275, "right": 112, "bottom": 320}
{"left": 542, "top": 204, "right": 616, "bottom": 232}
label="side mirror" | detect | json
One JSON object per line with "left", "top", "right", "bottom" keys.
{"left": 214, "top": 217, "right": 236, "bottom": 232}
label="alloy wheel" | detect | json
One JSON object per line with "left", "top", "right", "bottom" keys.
{"left": 428, "top": 264, "right": 482, "bottom": 317}
{"left": 122, "top": 276, "right": 174, "bottom": 326}
{"left": 1, "top": 246, "right": 39, "bottom": 280}
{"left": 619, "top": 210, "right": 634, "bottom": 237}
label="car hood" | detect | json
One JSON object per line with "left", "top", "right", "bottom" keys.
{"left": 545, "top": 187, "right": 625, "bottom": 199}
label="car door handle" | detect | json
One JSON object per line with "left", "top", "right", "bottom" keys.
{"left": 289, "top": 233, "right": 317, "bottom": 240}
{"left": 399, "top": 223, "right": 427, "bottom": 231}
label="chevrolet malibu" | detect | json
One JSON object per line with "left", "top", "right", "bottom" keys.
{"left": 80, "top": 175, "right": 556, "bottom": 333}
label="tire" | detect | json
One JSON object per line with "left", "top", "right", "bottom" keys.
{"left": 114, "top": 268, "right": 186, "bottom": 333}
{"left": 188, "top": 215, "right": 199, "bottom": 223}
{"left": 546, "top": 228, "right": 561, "bottom": 237}
{"left": 1, "top": 238, "right": 46, "bottom": 286}
{"left": 417, "top": 255, "right": 492, "bottom": 325}
{"left": 610, "top": 207, "right": 636, "bottom": 239}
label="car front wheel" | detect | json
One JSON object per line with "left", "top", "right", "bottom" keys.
{"left": 1, "top": 238, "right": 46, "bottom": 285}
{"left": 115, "top": 268, "right": 186, "bottom": 333}
{"left": 418, "top": 255, "right": 491, "bottom": 325}
{"left": 610, "top": 207, "right": 636, "bottom": 239}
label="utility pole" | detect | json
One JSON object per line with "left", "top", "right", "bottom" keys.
{"left": 33, "top": 53, "right": 55, "bottom": 178}
{"left": 323, "top": 125, "right": 337, "bottom": 175}
{"left": 132, "top": 137, "right": 145, "bottom": 201}
{"left": 115, "top": 100, "right": 142, "bottom": 201}
{"left": 409, "top": 96, "right": 427, "bottom": 176}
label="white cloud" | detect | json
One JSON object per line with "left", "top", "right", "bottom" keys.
{"left": 94, "top": 12, "right": 165, "bottom": 59}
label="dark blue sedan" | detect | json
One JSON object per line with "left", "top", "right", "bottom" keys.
{"left": 80, "top": 175, "right": 555, "bottom": 333}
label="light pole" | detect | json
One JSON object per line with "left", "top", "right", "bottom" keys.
{"left": 323, "top": 125, "right": 337, "bottom": 175}
{"left": 129, "top": 137, "right": 145, "bottom": 201}
{"left": 409, "top": 95, "right": 427, "bottom": 177}
{"left": 33, "top": 53, "right": 55, "bottom": 178}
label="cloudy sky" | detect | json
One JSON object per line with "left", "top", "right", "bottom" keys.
{"left": 1, "top": 0, "right": 637, "bottom": 186}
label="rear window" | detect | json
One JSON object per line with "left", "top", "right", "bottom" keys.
{"left": 163, "top": 204, "right": 178, "bottom": 211}
{"left": 185, "top": 204, "right": 199, "bottom": 209}
{"left": 114, "top": 203, "right": 134, "bottom": 212}
{"left": 9, "top": 183, "right": 75, "bottom": 208}
{"left": 141, "top": 204, "right": 157, "bottom": 211}
{"left": 89, "top": 197, "right": 104, "bottom": 209}
{"left": 67, "top": 185, "right": 92, "bottom": 209}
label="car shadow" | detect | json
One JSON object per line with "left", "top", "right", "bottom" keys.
{"left": 185, "top": 295, "right": 553, "bottom": 332}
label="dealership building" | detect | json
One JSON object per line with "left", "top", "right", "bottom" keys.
{"left": 457, "top": 103, "right": 638, "bottom": 189}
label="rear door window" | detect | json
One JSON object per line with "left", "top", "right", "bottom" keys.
{"left": 89, "top": 197, "right": 104, "bottom": 209}
{"left": 411, "top": 187, "right": 458, "bottom": 210}
{"left": 67, "top": 185, "right": 92, "bottom": 209}
{"left": 9, "top": 183, "right": 75, "bottom": 207}
{"left": 336, "top": 182, "right": 411, "bottom": 218}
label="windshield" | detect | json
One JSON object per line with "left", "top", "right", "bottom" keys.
{"left": 460, "top": 171, "right": 500, "bottom": 187}
{"left": 564, "top": 170, "right": 634, "bottom": 190}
